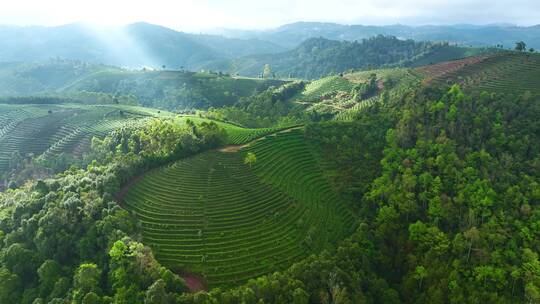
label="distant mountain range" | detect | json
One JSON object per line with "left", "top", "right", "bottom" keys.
{"left": 213, "top": 22, "right": 540, "bottom": 50}
{"left": 0, "top": 22, "right": 284, "bottom": 70}
{"left": 0, "top": 22, "right": 538, "bottom": 75}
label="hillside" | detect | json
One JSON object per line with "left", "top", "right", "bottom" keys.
{"left": 0, "top": 46, "right": 539, "bottom": 303}
{"left": 121, "top": 129, "right": 354, "bottom": 287}
{"left": 0, "top": 103, "right": 169, "bottom": 188}
{"left": 417, "top": 52, "right": 540, "bottom": 96}
{"left": 1, "top": 73, "right": 539, "bottom": 303}
{"left": 0, "top": 60, "right": 285, "bottom": 109}
{"left": 223, "top": 51, "right": 539, "bottom": 127}
{"left": 208, "top": 35, "right": 490, "bottom": 79}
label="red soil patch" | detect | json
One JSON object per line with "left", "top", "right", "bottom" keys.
{"left": 182, "top": 273, "right": 207, "bottom": 292}
{"left": 416, "top": 55, "right": 491, "bottom": 85}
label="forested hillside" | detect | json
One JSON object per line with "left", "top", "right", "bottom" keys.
{"left": 208, "top": 35, "right": 489, "bottom": 79}
{"left": 1, "top": 79, "right": 539, "bottom": 302}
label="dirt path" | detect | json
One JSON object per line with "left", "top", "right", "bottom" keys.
{"left": 218, "top": 143, "right": 251, "bottom": 152}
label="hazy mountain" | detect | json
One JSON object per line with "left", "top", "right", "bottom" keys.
{"left": 212, "top": 22, "right": 540, "bottom": 49}
{"left": 0, "top": 22, "right": 285, "bottom": 70}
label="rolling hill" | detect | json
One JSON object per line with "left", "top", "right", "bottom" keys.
{"left": 227, "top": 51, "right": 539, "bottom": 126}
{"left": 0, "top": 60, "right": 285, "bottom": 110}
{"left": 0, "top": 103, "right": 169, "bottom": 186}
{"left": 1, "top": 28, "right": 540, "bottom": 303}
{"left": 121, "top": 128, "right": 354, "bottom": 287}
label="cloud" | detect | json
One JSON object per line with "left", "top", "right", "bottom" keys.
{"left": 0, "top": 0, "right": 538, "bottom": 31}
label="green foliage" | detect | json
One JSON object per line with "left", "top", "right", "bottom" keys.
{"left": 515, "top": 41, "right": 527, "bottom": 52}
{"left": 243, "top": 152, "right": 257, "bottom": 167}
{"left": 0, "top": 116, "right": 233, "bottom": 302}
{"left": 356, "top": 86, "right": 540, "bottom": 302}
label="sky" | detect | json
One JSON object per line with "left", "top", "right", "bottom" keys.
{"left": 0, "top": 0, "right": 539, "bottom": 32}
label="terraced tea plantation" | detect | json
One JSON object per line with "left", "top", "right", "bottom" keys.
{"left": 424, "top": 52, "right": 540, "bottom": 95}
{"left": 122, "top": 129, "right": 354, "bottom": 287}
{"left": 177, "top": 116, "right": 288, "bottom": 145}
{"left": 301, "top": 76, "right": 355, "bottom": 101}
{"left": 0, "top": 103, "right": 167, "bottom": 171}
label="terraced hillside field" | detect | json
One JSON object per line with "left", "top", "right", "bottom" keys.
{"left": 420, "top": 52, "right": 540, "bottom": 95}
{"left": 301, "top": 76, "right": 356, "bottom": 101}
{"left": 333, "top": 68, "right": 421, "bottom": 121}
{"left": 0, "top": 103, "right": 167, "bottom": 172}
{"left": 177, "top": 116, "right": 290, "bottom": 145}
{"left": 121, "top": 129, "right": 355, "bottom": 287}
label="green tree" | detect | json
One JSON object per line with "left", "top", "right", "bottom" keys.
{"left": 73, "top": 264, "right": 102, "bottom": 302}
{"left": 262, "top": 64, "right": 272, "bottom": 78}
{"left": 244, "top": 152, "right": 257, "bottom": 168}
{"left": 515, "top": 41, "right": 527, "bottom": 52}
{"left": 145, "top": 279, "right": 168, "bottom": 304}
{"left": 0, "top": 267, "right": 21, "bottom": 303}
{"left": 37, "top": 260, "right": 62, "bottom": 298}
{"left": 413, "top": 266, "right": 428, "bottom": 289}
{"left": 82, "top": 292, "right": 102, "bottom": 304}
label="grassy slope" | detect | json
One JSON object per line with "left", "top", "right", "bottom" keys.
{"left": 122, "top": 129, "right": 354, "bottom": 287}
